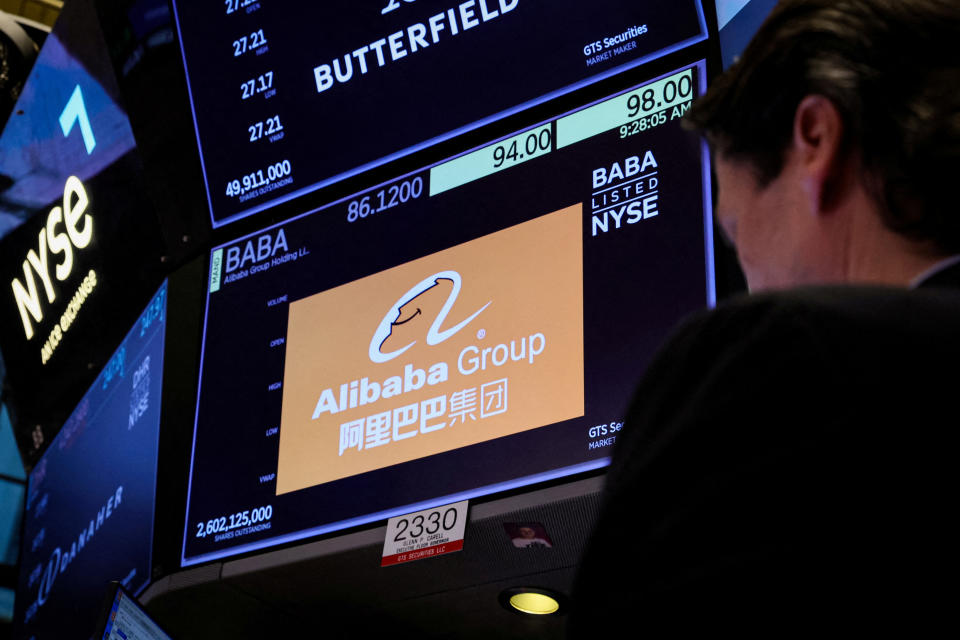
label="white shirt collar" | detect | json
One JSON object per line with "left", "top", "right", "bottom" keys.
{"left": 909, "top": 254, "right": 960, "bottom": 289}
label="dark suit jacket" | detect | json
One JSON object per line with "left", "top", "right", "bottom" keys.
{"left": 570, "top": 271, "right": 960, "bottom": 634}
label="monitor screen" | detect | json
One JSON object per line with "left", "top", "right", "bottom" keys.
{"left": 182, "top": 59, "right": 713, "bottom": 566}
{"left": 13, "top": 282, "right": 168, "bottom": 640}
{"left": 170, "top": 0, "right": 708, "bottom": 226}
{"left": 715, "top": 0, "right": 777, "bottom": 68}
{"left": 94, "top": 584, "right": 173, "bottom": 640}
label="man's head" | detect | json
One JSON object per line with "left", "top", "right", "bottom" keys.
{"left": 686, "top": 0, "right": 960, "bottom": 290}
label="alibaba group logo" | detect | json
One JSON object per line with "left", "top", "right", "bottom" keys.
{"left": 369, "top": 270, "right": 490, "bottom": 363}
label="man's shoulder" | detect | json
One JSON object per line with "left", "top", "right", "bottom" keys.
{"left": 701, "top": 283, "right": 960, "bottom": 323}
{"left": 614, "top": 284, "right": 960, "bottom": 474}
{"left": 575, "top": 284, "right": 960, "bottom": 635}
{"left": 673, "top": 284, "right": 960, "bottom": 354}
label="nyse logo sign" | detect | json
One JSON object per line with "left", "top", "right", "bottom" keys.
{"left": 10, "top": 84, "right": 98, "bottom": 343}
{"left": 11, "top": 176, "right": 93, "bottom": 341}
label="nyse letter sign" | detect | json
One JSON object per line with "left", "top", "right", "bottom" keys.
{"left": 11, "top": 176, "right": 94, "bottom": 341}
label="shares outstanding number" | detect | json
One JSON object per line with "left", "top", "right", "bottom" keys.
{"left": 225, "top": 159, "right": 292, "bottom": 198}
{"left": 195, "top": 505, "right": 273, "bottom": 538}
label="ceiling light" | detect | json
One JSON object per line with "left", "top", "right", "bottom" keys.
{"left": 499, "top": 587, "right": 566, "bottom": 616}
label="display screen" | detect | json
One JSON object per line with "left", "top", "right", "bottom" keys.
{"left": 98, "top": 588, "right": 172, "bottom": 640}
{"left": 182, "top": 60, "right": 713, "bottom": 566}
{"left": 13, "top": 282, "right": 167, "bottom": 640}
{"left": 716, "top": 0, "right": 777, "bottom": 68}
{"left": 170, "top": 0, "right": 707, "bottom": 226}
{"left": 0, "top": 0, "right": 167, "bottom": 465}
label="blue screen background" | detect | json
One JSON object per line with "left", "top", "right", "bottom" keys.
{"left": 13, "top": 281, "right": 167, "bottom": 640}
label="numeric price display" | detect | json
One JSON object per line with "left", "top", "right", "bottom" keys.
{"left": 170, "top": 0, "right": 708, "bottom": 226}
{"left": 556, "top": 68, "right": 695, "bottom": 148}
{"left": 194, "top": 505, "right": 273, "bottom": 539}
{"left": 225, "top": 0, "right": 259, "bottom": 15}
{"left": 232, "top": 28, "right": 267, "bottom": 57}
{"left": 241, "top": 71, "right": 274, "bottom": 100}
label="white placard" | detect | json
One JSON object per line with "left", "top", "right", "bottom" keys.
{"left": 381, "top": 500, "right": 468, "bottom": 566}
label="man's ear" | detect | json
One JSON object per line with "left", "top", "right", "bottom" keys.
{"left": 793, "top": 95, "right": 847, "bottom": 215}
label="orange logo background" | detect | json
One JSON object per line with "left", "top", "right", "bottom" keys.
{"left": 276, "top": 204, "right": 585, "bottom": 494}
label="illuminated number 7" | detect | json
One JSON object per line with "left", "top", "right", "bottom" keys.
{"left": 59, "top": 85, "right": 96, "bottom": 155}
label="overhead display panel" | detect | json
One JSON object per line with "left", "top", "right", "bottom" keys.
{"left": 182, "top": 60, "right": 713, "bottom": 566}
{"left": 13, "top": 281, "right": 167, "bottom": 640}
{"left": 170, "top": 0, "right": 708, "bottom": 226}
{"left": 0, "top": 0, "right": 167, "bottom": 465}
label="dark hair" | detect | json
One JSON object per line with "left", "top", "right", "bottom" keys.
{"left": 686, "top": 0, "right": 960, "bottom": 252}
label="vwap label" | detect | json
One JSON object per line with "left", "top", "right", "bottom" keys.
{"left": 277, "top": 205, "right": 585, "bottom": 493}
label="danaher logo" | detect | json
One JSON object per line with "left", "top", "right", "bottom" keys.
{"left": 369, "top": 270, "right": 490, "bottom": 364}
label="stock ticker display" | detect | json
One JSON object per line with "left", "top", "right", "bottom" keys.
{"left": 170, "top": 0, "right": 708, "bottom": 226}
{"left": 182, "top": 60, "right": 714, "bottom": 565}
{"left": 14, "top": 282, "right": 167, "bottom": 640}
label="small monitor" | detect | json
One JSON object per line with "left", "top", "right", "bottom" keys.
{"left": 91, "top": 582, "right": 173, "bottom": 640}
